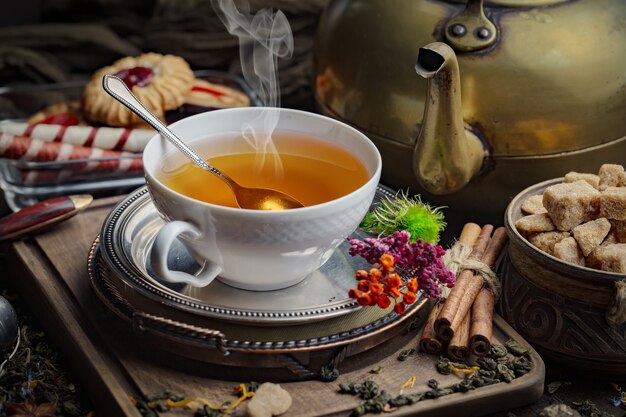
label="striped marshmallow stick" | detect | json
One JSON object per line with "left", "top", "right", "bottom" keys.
{"left": 0, "top": 132, "right": 143, "bottom": 185}
{"left": 0, "top": 122, "right": 154, "bottom": 153}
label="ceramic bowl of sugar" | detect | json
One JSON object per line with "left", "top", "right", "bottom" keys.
{"left": 498, "top": 164, "right": 626, "bottom": 376}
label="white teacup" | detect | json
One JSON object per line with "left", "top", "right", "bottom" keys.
{"left": 144, "top": 107, "right": 381, "bottom": 291}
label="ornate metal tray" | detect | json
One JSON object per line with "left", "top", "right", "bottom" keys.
{"left": 87, "top": 185, "right": 434, "bottom": 380}
{"left": 88, "top": 239, "right": 429, "bottom": 380}
{"left": 98, "top": 185, "right": 397, "bottom": 325}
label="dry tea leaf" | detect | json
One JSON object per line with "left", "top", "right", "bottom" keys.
{"left": 370, "top": 366, "right": 383, "bottom": 374}
{"left": 547, "top": 380, "right": 572, "bottom": 394}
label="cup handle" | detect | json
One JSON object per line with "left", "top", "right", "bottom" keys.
{"left": 149, "top": 220, "right": 222, "bottom": 287}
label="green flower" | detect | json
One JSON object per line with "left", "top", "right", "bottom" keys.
{"left": 360, "top": 191, "right": 446, "bottom": 243}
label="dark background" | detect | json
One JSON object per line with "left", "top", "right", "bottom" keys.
{"left": 0, "top": 0, "right": 322, "bottom": 111}
{"left": 0, "top": 1, "right": 625, "bottom": 416}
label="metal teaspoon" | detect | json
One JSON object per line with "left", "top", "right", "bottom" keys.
{"left": 102, "top": 74, "right": 304, "bottom": 210}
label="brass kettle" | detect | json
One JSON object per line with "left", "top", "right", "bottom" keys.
{"left": 313, "top": 0, "right": 626, "bottom": 220}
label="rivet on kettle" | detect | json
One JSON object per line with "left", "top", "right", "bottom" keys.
{"left": 449, "top": 24, "right": 467, "bottom": 37}
{"left": 475, "top": 27, "right": 491, "bottom": 39}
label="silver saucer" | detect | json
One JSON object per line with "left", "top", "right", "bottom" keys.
{"left": 99, "top": 186, "right": 397, "bottom": 325}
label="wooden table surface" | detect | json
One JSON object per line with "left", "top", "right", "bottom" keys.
{"left": 1, "top": 195, "right": 623, "bottom": 417}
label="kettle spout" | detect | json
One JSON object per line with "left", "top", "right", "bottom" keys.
{"left": 413, "top": 42, "right": 486, "bottom": 195}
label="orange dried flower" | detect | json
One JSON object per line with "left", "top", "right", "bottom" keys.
{"left": 351, "top": 253, "right": 422, "bottom": 315}
{"left": 355, "top": 269, "right": 369, "bottom": 280}
{"left": 403, "top": 291, "right": 417, "bottom": 304}
{"left": 348, "top": 288, "right": 360, "bottom": 299}
{"left": 369, "top": 268, "right": 383, "bottom": 281}
{"left": 377, "top": 296, "right": 392, "bottom": 309}
{"left": 379, "top": 253, "right": 394, "bottom": 270}
{"left": 369, "top": 282, "right": 384, "bottom": 295}
{"left": 388, "top": 286, "right": 402, "bottom": 298}
{"left": 394, "top": 302, "right": 406, "bottom": 314}
{"left": 368, "top": 294, "right": 379, "bottom": 306}
{"left": 357, "top": 293, "right": 372, "bottom": 306}
{"left": 386, "top": 273, "right": 402, "bottom": 288}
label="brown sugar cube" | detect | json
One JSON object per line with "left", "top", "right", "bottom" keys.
{"left": 528, "top": 231, "right": 570, "bottom": 255}
{"left": 564, "top": 171, "right": 600, "bottom": 189}
{"left": 611, "top": 220, "right": 626, "bottom": 242}
{"left": 602, "top": 231, "right": 619, "bottom": 246}
{"left": 246, "top": 382, "right": 292, "bottom": 417}
{"left": 591, "top": 243, "right": 626, "bottom": 273}
{"left": 571, "top": 218, "right": 611, "bottom": 256}
{"left": 521, "top": 194, "right": 547, "bottom": 215}
{"left": 598, "top": 164, "right": 625, "bottom": 191}
{"left": 543, "top": 180, "right": 600, "bottom": 231}
{"left": 586, "top": 253, "right": 601, "bottom": 269}
{"left": 587, "top": 247, "right": 602, "bottom": 269}
{"left": 553, "top": 237, "right": 585, "bottom": 266}
{"left": 588, "top": 233, "right": 619, "bottom": 268}
{"left": 600, "top": 187, "right": 626, "bottom": 221}
{"left": 515, "top": 213, "right": 556, "bottom": 234}
{"left": 620, "top": 171, "right": 626, "bottom": 187}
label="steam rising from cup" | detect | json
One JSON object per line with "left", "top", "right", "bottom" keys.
{"left": 212, "top": 0, "right": 294, "bottom": 175}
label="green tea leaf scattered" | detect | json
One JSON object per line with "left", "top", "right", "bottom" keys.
{"left": 369, "top": 366, "right": 383, "bottom": 374}
{"left": 397, "top": 348, "right": 415, "bottom": 361}
{"left": 547, "top": 380, "right": 572, "bottom": 395}
{"left": 571, "top": 400, "right": 615, "bottom": 417}
{"left": 319, "top": 363, "right": 340, "bottom": 382}
{"left": 340, "top": 341, "right": 533, "bottom": 416}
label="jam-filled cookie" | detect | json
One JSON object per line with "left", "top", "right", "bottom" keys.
{"left": 27, "top": 101, "right": 84, "bottom": 126}
{"left": 183, "top": 79, "right": 250, "bottom": 109}
{"left": 82, "top": 53, "right": 195, "bottom": 127}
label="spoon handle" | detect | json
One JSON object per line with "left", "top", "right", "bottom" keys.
{"left": 102, "top": 74, "right": 221, "bottom": 176}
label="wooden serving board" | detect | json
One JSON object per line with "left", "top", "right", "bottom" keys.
{"left": 4, "top": 195, "right": 545, "bottom": 417}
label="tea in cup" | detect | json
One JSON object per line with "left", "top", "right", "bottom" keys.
{"left": 143, "top": 107, "right": 381, "bottom": 291}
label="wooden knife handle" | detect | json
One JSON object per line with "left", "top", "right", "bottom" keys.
{"left": 0, "top": 195, "right": 93, "bottom": 241}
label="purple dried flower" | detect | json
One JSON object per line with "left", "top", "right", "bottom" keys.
{"left": 348, "top": 230, "right": 454, "bottom": 299}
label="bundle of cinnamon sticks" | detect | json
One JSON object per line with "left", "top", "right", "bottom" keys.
{"left": 419, "top": 223, "right": 508, "bottom": 361}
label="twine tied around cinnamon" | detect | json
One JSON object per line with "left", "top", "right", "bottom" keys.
{"left": 606, "top": 280, "right": 626, "bottom": 327}
{"left": 442, "top": 240, "right": 501, "bottom": 301}
{"left": 420, "top": 223, "right": 508, "bottom": 357}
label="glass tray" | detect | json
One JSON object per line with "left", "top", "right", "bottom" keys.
{"left": 0, "top": 70, "right": 261, "bottom": 211}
